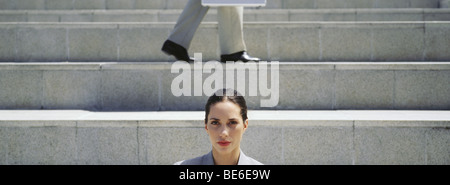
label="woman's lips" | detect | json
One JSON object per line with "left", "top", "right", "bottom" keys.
{"left": 217, "top": 141, "right": 231, "bottom": 147}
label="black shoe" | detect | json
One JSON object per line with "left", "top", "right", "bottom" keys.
{"left": 161, "top": 40, "right": 194, "bottom": 62}
{"left": 220, "top": 51, "right": 260, "bottom": 63}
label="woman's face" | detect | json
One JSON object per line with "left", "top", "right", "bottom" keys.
{"left": 205, "top": 101, "right": 248, "bottom": 155}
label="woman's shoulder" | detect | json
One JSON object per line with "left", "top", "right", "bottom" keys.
{"left": 174, "top": 151, "right": 214, "bottom": 165}
{"left": 238, "top": 151, "right": 263, "bottom": 165}
{"left": 174, "top": 150, "right": 263, "bottom": 165}
{"left": 173, "top": 155, "right": 204, "bottom": 165}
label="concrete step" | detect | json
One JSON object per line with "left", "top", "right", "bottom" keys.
{"left": 1, "top": 9, "right": 450, "bottom": 22}
{"left": 0, "top": 0, "right": 444, "bottom": 10}
{"left": 0, "top": 62, "right": 449, "bottom": 111}
{"left": 1, "top": 22, "right": 450, "bottom": 62}
{"left": 0, "top": 110, "right": 448, "bottom": 164}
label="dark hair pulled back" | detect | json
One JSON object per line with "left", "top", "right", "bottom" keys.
{"left": 204, "top": 88, "right": 248, "bottom": 124}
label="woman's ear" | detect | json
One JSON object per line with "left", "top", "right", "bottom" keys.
{"left": 243, "top": 119, "right": 248, "bottom": 130}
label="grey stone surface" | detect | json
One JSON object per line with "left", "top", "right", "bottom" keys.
{"left": 68, "top": 25, "right": 118, "bottom": 61}
{"left": 60, "top": 12, "right": 93, "bottom": 22}
{"left": 322, "top": 23, "right": 372, "bottom": 61}
{"left": 268, "top": 24, "right": 320, "bottom": 61}
{"left": 138, "top": 125, "right": 210, "bottom": 165}
{"left": 283, "top": 0, "right": 315, "bottom": 8}
{"left": 0, "top": 25, "right": 16, "bottom": 62}
{"left": 0, "top": 110, "right": 91, "bottom": 121}
{"left": 26, "top": 13, "right": 59, "bottom": 22}
{"left": 425, "top": 22, "right": 450, "bottom": 61}
{"left": 76, "top": 121, "right": 139, "bottom": 165}
{"left": 159, "top": 66, "right": 209, "bottom": 111}
{"left": 93, "top": 11, "right": 158, "bottom": 22}
{"left": 0, "top": 122, "right": 77, "bottom": 165}
{"left": 158, "top": 61, "right": 279, "bottom": 110}
{"left": 252, "top": 11, "right": 289, "bottom": 22}
{"left": 0, "top": 22, "right": 447, "bottom": 61}
{"left": 0, "top": 0, "right": 442, "bottom": 9}
{"left": 0, "top": 126, "right": 6, "bottom": 164}
{"left": 12, "top": 0, "right": 46, "bottom": 10}
{"left": 345, "top": 0, "right": 376, "bottom": 8}
{"left": 394, "top": 70, "right": 450, "bottom": 110}
{"left": 188, "top": 25, "right": 219, "bottom": 61}
{"left": 43, "top": 70, "right": 101, "bottom": 110}
{"left": 284, "top": 123, "right": 354, "bottom": 165}
{"left": 316, "top": 0, "right": 354, "bottom": 8}
{"left": 16, "top": 25, "right": 66, "bottom": 62}
{"left": 100, "top": 69, "right": 160, "bottom": 111}
{"left": 424, "top": 9, "right": 450, "bottom": 21}
{"left": 134, "top": 0, "right": 166, "bottom": 9}
{"left": 0, "top": 62, "right": 449, "bottom": 110}
{"left": 45, "top": 0, "right": 75, "bottom": 10}
{"left": 2, "top": 110, "right": 449, "bottom": 123}
{"left": 0, "top": 110, "right": 449, "bottom": 165}
{"left": 215, "top": 63, "right": 258, "bottom": 109}
{"left": 371, "top": 23, "right": 425, "bottom": 61}
{"left": 334, "top": 62, "right": 450, "bottom": 71}
{"left": 0, "top": 70, "right": 43, "bottom": 109}
{"left": 166, "top": 0, "right": 188, "bottom": 9}
{"left": 0, "top": 0, "right": 13, "bottom": 10}
{"left": 0, "top": 12, "right": 27, "bottom": 22}
{"left": 355, "top": 126, "right": 427, "bottom": 165}
{"left": 263, "top": 0, "right": 282, "bottom": 9}
{"left": 335, "top": 70, "right": 394, "bottom": 109}
{"left": 157, "top": 9, "right": 190, "bottom": 22}
{"left": 373, "top": 0, "right": 410, "bottom": 8}
{"left": 118, "top": 24, "right": 169, "bottom": 61}
{"left": 240, "top": 125, "right": 283, "bottom": 165}
{"left": 244, "top": 25, "right": 269, "bottom": 61}
{"left": 278, "top": 68, "right": 334, "bottom": 110}
{"left": 105, "top": 0, "right": 135, "bottom": 9}
{"left": 442, "top": 0, "right": 450, "bottom": 8}
{"left": 411, "top": 0, "right": 440, "bottom": 8}
{"left": 426, "top": 128, "right": 450, "bottom": 165}
{"left": 289, "top": 9, "right": 356, "bottom": 21}
{"left": 4, "top": 9, "right": 449, "bottom": 23}
{"left": 356, "top": 9, "right": 423, "bottom": 21}
{"left": 73, "top": 0, "right": 105, "bottom": 9}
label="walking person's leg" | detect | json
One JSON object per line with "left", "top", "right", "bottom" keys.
{"left": 217, "top": 6, "right": 246, "bottom": 55}
{"left": 218, "top": 6, "right": 260, "bottom": 62}
{"left": 162, "top": 0, "right": 209, "bottom": 62}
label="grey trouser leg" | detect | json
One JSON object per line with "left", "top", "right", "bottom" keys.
{"left": 217, "top": 6, "right": 247, "bottom": 54}
{"left": 167, "top": 0, "right": 247, "bottom": 55}
{"left": 167, "top": 0, "right": 209, "bottom": 50}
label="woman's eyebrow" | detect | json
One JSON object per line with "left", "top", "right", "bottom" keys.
{"left": 209, "top": 118, "right": 239, "bottom": 121}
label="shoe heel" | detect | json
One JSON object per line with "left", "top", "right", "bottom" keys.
{"left": 161, "top": 49, "right": 172, "bottom": 56}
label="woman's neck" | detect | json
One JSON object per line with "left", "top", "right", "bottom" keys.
{"left": 212, "top": 147, "right": 241, "bottom": 165}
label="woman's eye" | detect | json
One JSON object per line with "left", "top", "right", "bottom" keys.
{"left": 230, "top": 121, "right": 238, "bottom": 125}
{"left": 211, "top": 121, "right": 219, "bottom": 125}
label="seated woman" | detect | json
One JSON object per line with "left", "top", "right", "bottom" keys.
{"left": 175, "top": 89, "right": 262, "bottom": 165}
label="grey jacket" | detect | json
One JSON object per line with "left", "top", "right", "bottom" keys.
{"left": 174, "top": 150, "right": 263, "bottom": 165}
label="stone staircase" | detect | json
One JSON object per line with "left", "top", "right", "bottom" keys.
{"left": 0, "top": 0, "right": 447, "bottom": 9}
{"left": 1, "top": 9, "right": 450, "bottom": 22}
{"left": 0, "top": 0, "right": 449, "bottom": 165}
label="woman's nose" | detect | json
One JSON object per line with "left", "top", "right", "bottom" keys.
{"left": 219, "top": 126, "right": 229, "bottom": 138}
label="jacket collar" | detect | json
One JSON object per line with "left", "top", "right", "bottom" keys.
{"left": 204, "top": 149, "right": 249, "bottom": 165}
